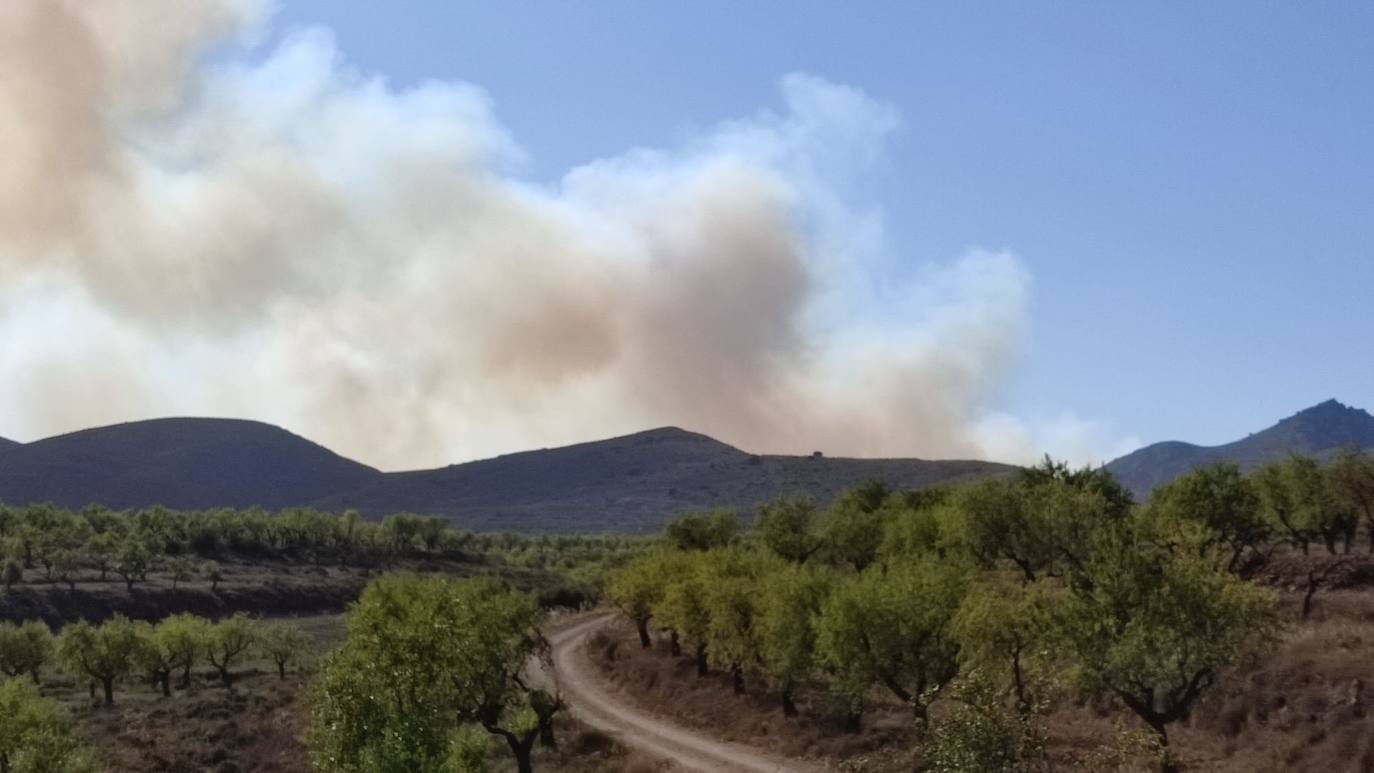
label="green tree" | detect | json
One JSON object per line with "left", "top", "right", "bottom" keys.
{"left": 606, "top": 552, "right": 672, "bottom": 648}
{"left": 815, "top": 558, "right": 967, "bottom": 726}
{"left": 821, "top": 482, "right": 897, "bottom": 571}
{"left": 952, "top": 583, "right": 1053, "bottom": 713}
{"left": 755, "top": 563, "right": 831, "bottom": 715}
{"left": 664, "top": 510, "right": 739, "bottom": 552}
{"left": 1253, "top": 459, "right": 1313, "bottom": 554}
{"left": 206, "top": 614, "right": 257, "bottom": 689}
{"left": 113, "top": 539, "right": 152, "bottom": 591}
{"left": 81, "top": 534, "right": 115, "bottom": 582}
{"left": 1055, "top": 525, "right": 1277, "bottom": 772}
{"left": 944, "top": 480, "right": 1046, "bottom": 582}
{"left": 156, "top": 614, "right": 210, "bottom": 689}
{"left": 202, "top": 561, "right": 223, "bottom": 592}
{"left": 0, "top": 679, "right": 95, "bottom": 773}
{"left": 754, "top": 496, "right": 823, "bottom": 563}
{"left": 131, "top": 621, "right": 177, "bottom": 697}
{"left": 701, "top": 549, "right": 771, "bottom": 695}
{"left": 1146, "top": 462, "right": 1269, "bottom": 575}
{"left": 0, "top": 622, "right": 54, "bottom": 685}
{"left": 1, "top": 560, "right": 19, "bottom": 591}
{"left": 259, "top": 623, "right": 309, "bottom": 680}
{"left": 308, "top": 574, "right": 558, "bottom": 773}
{"left": 57, "top": 616, "right": 140, "bottom": 706}
{"left": 653, "top": 555, "right": 712, "bottom": 674}
{"left": 169, "top": 555, "right": 198, "bottom": 590}
{"left": 1328, "top": 448, "right": 1374, "bottom": 553}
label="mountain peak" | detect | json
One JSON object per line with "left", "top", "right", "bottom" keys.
{"left": 1108, "top": 399, "right": 1374, "bottom": 497}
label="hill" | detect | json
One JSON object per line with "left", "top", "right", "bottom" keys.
{"left": 0, "top": 418, "right": 381, "bottom": 511}
{"left": 316, "top": 427, "right": 1012, "bottom": 532}
{"left": 1106, "top": 399, "right": 1374, "bottom": 497}
{"left": 0, "top": 436, "right": 17, "bottom": 453}
{"left": 0, "top": 419, "right": 1012, "bottom": 532}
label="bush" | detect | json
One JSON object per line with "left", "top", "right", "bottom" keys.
{"left": 921, "top": 674, "right": 1049, "bottom": 773}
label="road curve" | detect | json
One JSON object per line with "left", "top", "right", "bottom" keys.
{"left": 548, "top": 614, "right": 829, "bottom": 773}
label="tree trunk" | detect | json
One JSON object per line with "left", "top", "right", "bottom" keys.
{"left": 539, "top": 718, "right": 557, "bottom": 748}
{"left": 102, "top": 678, "right": 114, "bottom": 706}
{"left": 1303, "top": 571, "right": 1320, "bottom": 619}
{"left": 217, "top": 665, "right": 233, "bottom": 689}
{"left": 277, "top": 660, "right": 287, "bottom": 680}
{"left": 180, "top": 662, "right": 194, "bottom": 689}
{"left": 695, "top": 643, "right": 708, "bottom": 677}
{"left": 29, "top": 670, "right": 39, "bottom": 685}
{"left": 844, "top": 707, "right": 862, "bottom": 733}
{"left": 161, "top": 674, "right": 171, "bottom": 697}
{"left": 636, "top": 618, "right": 651, "bottom": 649}
{"left": 669, "top": 630, "right": 681, "bottom": 656}
{"left": 1147, "top": 719, "right": 1178, "bottom": 773}
{"left": 781, "top": 685, "right": 798, "bottom": 717}
{"left": 731, "top": 665, "right": 744, "bottom": 695}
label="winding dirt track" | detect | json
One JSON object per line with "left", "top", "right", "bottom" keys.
{"left": 548, "top": 614, "right": 828, "bottom": 773}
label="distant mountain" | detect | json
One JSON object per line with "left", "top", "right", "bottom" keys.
{"left": 316, "top": 427, "right": 1012, "bottom": 533}
{"left": 0, "top": 420, "right": 1011, "bottom": 533}
{"left": 0, "top": 437, "right": 17, "bottom": 453}
{"left": 1106, "top": 400, "right": 1374, "bottom": 497}
{"left": 0, "top": 418, "right": 381, "bottom": 511}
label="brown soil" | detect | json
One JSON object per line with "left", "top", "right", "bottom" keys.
{"left": 587, "top": 583, "right": 1374, "bottom": 773}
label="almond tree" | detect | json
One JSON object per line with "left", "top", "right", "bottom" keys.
{"left": 206, "top": 614, "right": 257, "bottom": 689}
{"left": 0, "top": 621, "right": 54, "bottom": 684}
{"left": 57, "top": 616, "right": 140, "bottom": 706}
{"left": 1056, "top": 523, "right": 1276, "bottom": 773}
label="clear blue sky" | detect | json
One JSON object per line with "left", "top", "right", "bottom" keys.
{"left": 273, "top": 1, "right": 1373, "bottom": 449}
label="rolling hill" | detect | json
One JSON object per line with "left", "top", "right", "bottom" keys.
{"left": 0, "top": 420, "right": 1011, "bottom": 533}
{"left": 315, "top": 427, "right": 1012, "bottom": 532}
{"left": 0, "top": 418, "right": 381, "bottom": 511}
{"left": 1106, "top": 399, "right": 1374, "bottom": 497}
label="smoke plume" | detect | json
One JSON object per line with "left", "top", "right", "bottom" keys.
{"left": 0, "top": 1, "right": 1126, "bottom": 469}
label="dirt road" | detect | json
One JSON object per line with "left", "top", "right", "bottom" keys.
{"left": 548, "top": 614, "right": 829, "bottom": 773}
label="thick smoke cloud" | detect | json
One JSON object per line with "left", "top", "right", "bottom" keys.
{"left": 0, "top": 1, "right": 1130, "bottom": 469}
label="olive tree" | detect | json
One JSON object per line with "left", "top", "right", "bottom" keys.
{"left": 57, "top": 616, "right": 140, "bottom": 706}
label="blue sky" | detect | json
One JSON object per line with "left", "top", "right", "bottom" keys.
{"left": 268, "top": 1, "right": 1374, "bottom": 450}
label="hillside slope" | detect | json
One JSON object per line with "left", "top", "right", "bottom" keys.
{"left": 0, "top": 420, "right": 1012, "bottom": 532}
{"left": 1106, "top": 399, "right": 1374, "bottom": 497}
{"left": 315, "top": 427, "right": 1012, "bottom": 532}
{"left": 0, "top": 418, "right": 381, "bottom": 511}
{"left": 0, "top": 436, "right": 17, "bottom": 453}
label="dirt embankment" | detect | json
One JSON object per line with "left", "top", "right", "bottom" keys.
{"left": 550, "top": 614, "right": 833, "bottom": 772}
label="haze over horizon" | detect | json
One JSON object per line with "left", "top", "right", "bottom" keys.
{"left": 2, "top": 1, "right": 1370, "bottom": 471}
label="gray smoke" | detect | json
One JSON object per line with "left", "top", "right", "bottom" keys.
{"left": 0, "top": 1, "right": 1132, "bottom": 469}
